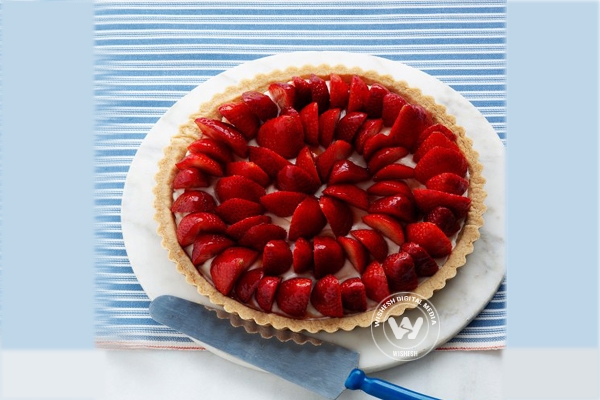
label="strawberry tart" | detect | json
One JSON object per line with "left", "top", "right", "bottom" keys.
{"left": 154, "top": 63, "right": 486, "bottom": 333}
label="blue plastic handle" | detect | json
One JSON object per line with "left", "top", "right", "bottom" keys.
{"left": 345, "top": 369, "right": 441, "bottom": 400}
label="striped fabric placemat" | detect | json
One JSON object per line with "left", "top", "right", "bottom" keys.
{"left": 94, "top": 0, "right": 506, "bottom": 350}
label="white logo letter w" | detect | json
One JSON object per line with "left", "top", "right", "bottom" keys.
{"left": 388, "top": 317, "right": 424, "bottom": 339}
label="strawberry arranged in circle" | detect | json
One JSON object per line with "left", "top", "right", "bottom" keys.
{"left": 239, "top": 223, "right": 287, "bottom": 251}
{"left": 191, "top": 234, "right": 234, "bottom": 266}
{"left": 362, "top": 261, "right": 391, "bottom": 303}
{"left": 225, "top": 161, "right": 270, "bottom": 187}
{"left": 292, "top": 237, "right": 313, "bottom": 273}
{"left": 218, "top": 101, "right": 260, "bottom": 140}
{"left": 225, "top": 215, "right": 272, "bottom": 241}
{"left": 413, "top": 188, "right": 471, "bottom": 218}
{"left": 262, "top": 239, "right": 293, "bottom": 276}
{"left": 214, "top": 175, "right": 266, "bottom": 204}
{"left": 276, "top": 164, "right": 320, "bottom": 194}
{"left": 171, "top": 190, "right": 217, "bottom": 214}
{"left": 300, "top": 102, "right": 320, "bottom": 146}
{"left": 425, "top": 172, "right": 469, "bottom": 196}
{"left": 235, "top": 268, "right": 264, "bottom": 303}
{"left": 256, "top": 114, "right": 305, "bottom": 159}
{"left": 424, "top": 206, "right": 461, "bottom": 236}
{"left": 268, "top": 82, "right": 296, "bottom": 110}
{"left": 337, "top": 236, "right": 368, "bottom": 273}
{"left": 173, "top": 168, "right": 209, "bottom": 189}
{"left": 188, "top": 138, "right": 233, "bottom": 164}
{"left": 382, "top": 251, "right": 419, "bottom": 292}
{"left": 215, "top": 198, "right": 264, "bottom": 225}
{"left": 329, "top": 73, "right": 349, "bottom": 109}
{"left": 313, "top": 236, "right": 345, "bottom": 279}
{"left": 288, "top": 197, "right": 327, "bottom": 241}
{"left": 255, "top": 276, "right": 281, "bottom": 312}
{"left": 405, "top": 222, "right": 452, "bottom": 258}
{"left": 369, "top": 194, "right": 417, "bottom": 223}
{"left": 276, "top": 278, "right": 312, "bottom": 317}
{"left": 319, "top": 195, "right": 354, "bottom": 237}
{"left": 322, "top": 184, "right": 370, "bottom": 211}
{"left": 401, "top": 242, "right": 439, "bottom": 277}
{"left": 177, "top": 212, "right": 227, "bottom": 247}
{"left": 311, "top": 275, "right": 344, "bottom": 318}
{"left": 248, "top": 146, "right": 292, "bottom": 179}
{"left": 194, "top": 117, "right": 248, "bottom": 158}
{"left": 350, "top": 229, "right": 389, "bottom": 263}
{"left": 241, "top": 91, "right": 278, "bottom": 122}
{"left": 362, "top": 213, "right": 405, "bottom": 246}
{"left": 414, "top": 146, "right": 468, "bottom": 184}
{"left": 210, "top": 246, "right": 259, "bottom": 295}
{"left": 341, "top": 277, "right": 368, "bottom": 313}
{"left": 176, "top": 153, "right": 224, "bottom": 177}
{"left": 328, "top": 160, "right": 370, "bottom": 185}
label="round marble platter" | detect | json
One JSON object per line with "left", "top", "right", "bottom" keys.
{"left": 121, "top": 51, "right": 505, "bottom": 373}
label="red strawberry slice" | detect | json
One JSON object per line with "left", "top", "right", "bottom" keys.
{"left": 401, "top": 242, "right": 439, "bottom": 277}
{"left": 292, "top": 237, "right": 313, "bottom": 273}
{"left": 322, "top": 184, "right": 369, "bottom": 210}
{"left": 177, "top": 212, "right": 227, "bottom": 246}
{"left": 328, "top": 160, "right": 370, "bottom": 185}
{"left": 415, "top": 123, "right": 457, "bottom": 149}
{"left": 280, "top": 106, "right": 300, "bottom": 118}
{"left": 295, "top": 146, "right": 322, "bottom": 187}
{"left": 347, "top": 75, "right": 370, "bottom": 113}
{"left": 194, "top": 117, "right": 248, "bottom": 158}
{"left": 248, "top": 146, "right": 292, "bottom": 179}
{"left": 239, "top": 223, "right": 287, "bottom": 251}
{"left": 259, "top": 191, "right": 308, "bottom": 217}
{"left": 173, "top": 168, "right": 209, "bottom": 189}
{"left": 315, "top": 140, "right": 354, "bottom": 182}
{"left": 413, "top": 131, "right": 460, "bottom": 162}
{"left": 362, "top": 132, "right": 394, "bottom": 161}
{"left": 191, "top": 233, "right": 234, "bottom": 265}
{"left": 308, "top": 74, "right": 330, "bottom": 113}
{"left": 214, "top": 175, "right": 266, "bottom": 203}
{"left": 425, "top": 172, "right": 469, "bottom": 195}
{"left": 288, "top": 197, "right": 327, "bottom": 241}
{"left": 175, "top": 153, "right": 224, "bottom": 177}
{"left": 367, "top": 146, "right": 409, "bottom": 174}
{"left": 268, "top": 82, "right": 296, "bottom": 110}
{"left": 215, "top": 198, "right": 264, "bottom": 224}
{"left": 210, "top": 246, "right": 259, "bottom": 295}
{"left": 234, "top": 268, "right": 264, "bottom": 303}
{"left": 372, "top": 163, "right": 415, "bottom": 181}
{"left": 218, "top": 101, "right": 260, "bottom": 140}
{"left": 256, "top": 114, "right": 305, "bottom": 159}
{"left": 300, "top": 102, "right": 320, "bottom": 146}
{"left": 341, "top": 278, "right": 368, "bottom": 313}
{"left": 362, "top": 261, "right": 391, "bottom": 302}
{"left": 292, "top": 76, "right": 312, "bottom": 111}
{"left": 414, "top": 146, "right": 468, "bottom": 184}
{"left": 369, "top": 195, "right": 417, "bottom": 223}
{"left": 335, "top": 111, "right": 368, "bottom": 143}
{"left": 388, "top": 104, "right": 431, "bottom": 151}
{"left": 225, "top": 161, "right": 270, "bottom": 187}
{"left": 241, "top": 91, "right": 278, "bottom": 122}
{"left": 311, "top": 275, "right": 344, "bottom": 318}
{"left": 276, "top": 164, "right": 320, "bottom": 194}
{"left": 350, "top": 229, "right": 389, "bottom": 262}
{"left": 329, "top": 73, "right": 349, "bottom": 109}
{"left": 367, "top": 180, "right": 413, "bottom": 198}
{"left": 365, "top": 83, "right": 389, "bottom": 119}
{"left": 187, "top": 138, "right": 233, "bottom": 163}
{"left": 171, "top": 190, "right": 217, "bottom": 214}
{"left": 337, "top": 236, "right": 368, "bottom": 273}
{"left": 382, "top": 252, "right": 418, "bottom": 292}
{"left": 318, "top": 108, "right": 342, "bottom": 147}
{"left": 355, "top": 118, "right": 384, "bottom": 155}
{"left": 381, "top": 92, "right": 407, "bottom": 127}
{"left": 313, "top": 236, "right": 345, "bottom": 279}
{"left": 276, "top": 278, "right": 312, "bottom": 317}
{"left": 262, "top": 239, "right": 293, "bottom": 276}
{"left": 255, "top": 276, "right": 281, "bottom": 312}
{"left": 362, "top": 213, "right": 405, "bottom": 246}
{"left": 412, "top": 188, "right": 471, "bottom": 218}
{"left": 319, "top": 196, "right": 354, "bottom": 237}
{"left": 405, "top": 222, "right": 452, "bottom": 258}
{"left": 424, "top": 206, "right": 461, "bottom": 236}
{"left": 225, "top": 215, "right": 271, "bottom": 241}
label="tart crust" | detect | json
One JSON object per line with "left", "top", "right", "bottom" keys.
{"left": 154, "top": 63, "right": 486, "bottom": 333}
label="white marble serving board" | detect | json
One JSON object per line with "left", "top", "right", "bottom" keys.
{"left": 121, "top": 51, "right": 505, "bottom": 373}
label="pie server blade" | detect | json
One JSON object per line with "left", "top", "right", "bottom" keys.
{"left": 149, "top": 295, "right": 439, "bottom": 400}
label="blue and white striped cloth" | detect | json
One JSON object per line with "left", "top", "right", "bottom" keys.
{"left": 95, "top": 0, "right": 506, "bottom": 350}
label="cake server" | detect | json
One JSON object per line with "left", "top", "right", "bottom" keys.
{"left": 149, "top": 294, "right": 439, "bottom": 400}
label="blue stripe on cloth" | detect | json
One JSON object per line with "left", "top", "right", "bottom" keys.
{"left": 94, "top": 0, "right": 506, "bottom": 349}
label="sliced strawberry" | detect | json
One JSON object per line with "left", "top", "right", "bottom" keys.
{"left": 315, "top": 140, "right": 353, "bottom": 181}
{"left": 424, "top": 206, "right": 461, "bottom": 236}
{"left": 225, "top": 215, "right": 271, "bottom": 241}
{"left": 262, "top": 239, "right": 293, "bottom": 276}
{"left": 175, "top": 153, "right": 224, "bottom": 177}
{"left": 350, "top": 229, "right": 389, "bottom": 263}
{"left": 341, "top": 278, "right": 368, "bottom": 313}
{"left": 187, "top": 138, "right": 233, "bottom": 163}
{"left": 194, "top": 117, "right": 248, "bottom": 158}
{"left": 415, "top": 123, "right": 457, "bottom": 149}
{"left": 295, "top": 146, "right": 322, "bottom": 187}
{"left": 276, "top": 277, "right": 312, "bottom": 317}
{"left": 300, "top": 102, "right": 320, "bottom": 146}
{"left": 319, "top": 196, "right": 354, "bottom": 237}
{"left": 347, "top": 75, "right": 370, "bottom": 113}
{"left": 412, "top": 188, "right": 471, "bottom": 218}
{"left": 191, "top": 233, "right": 234, "bottom": 265}
{"left": 322, "top": 184, "right": 369, "bottom": 210}
{"left": 372, "top": 163, "right": 415, "bottom": 181}
{"left": 362, "top": 261, "right": 390, "bottom": 302}
{"left": 414, "top": 146, "right": 468, "bottom": 184}
{"left": 308, "top": 74, "right": 330, "bottom": 113}
{"left": 369, "top": 195, "right": 417, "bottom": 223}
{"left": 173, "top": 168, "right": 209, "bottom": 189}
{"left": 215, "top": 198, "right": 264, "bottom": 224}
{"left": 255, "top": 276, "right": 281, "bottom": 312}
{"left": 171, "top": 190, "right": 217, "bottom": 214}
{"left": 329, "top": 73, "right": 349, "bottom": 109}
{"left": 355, "top": 118, "right": 384, "bottom": 155}
{"left": 425, "top": 172, "right": 469, "bottom": 195}
{"left": 382, "top": 252, "right": 418, "bottom": 292}
{"left": 276, "top": 164, "right": 320, "bottom": 194}
{"left": 214, "top": 175, "right": 266, "bottom": 203}
{"left": 335, "top": 111, "right": 368, "bottom": 143}
{"left": 279, "top": 106, "right": 300, "bottom": 118}
{"left": 292, "top": 76, "right": 312, "bottom": 111}
{"left": 366, "top": 180, "right": 413, "bottom": 197}
{"left": 381, "top": 92, "right": 407, "bottom": 127}
{"left": 225, "top": 161, "right": 270, "bottom": 187}
{"left": 288, "top": 197, "right": 327, "bottom": 241}
{"left": 256, "top": 114, "right": 305, "bottom": 159}
{"left": 363, "top": 132, "right": 393, "bottom": 161}
{"left": 177, "top": 212, "right": 227, "bottom": 247}
{"left": 234, "top": 268, "right": 264, "bottom": 303}
{"left": 239, "top": 223, "right": 287, "bottom": 251}
{"left": 259, "top": 191, "right": 308, "bottom": 217}
{"left": 362, "top": 213, "right": 405, "bottom": 246}
{"left": 405, "top": 222, "right": 452, "bottom": 258}
{"left": 248, "top": 146, "right": 292, "bottom": 179}
{"left": 365, "top": 83, "right": 389, "bottom": 119}
{"left": 328, "top": 160, "right": 370, "bottom": 185}
{"left": 241, "top": 91, "right": 278, "bottom": 121}
{"left": 401, "top": 242, "right": 439, "bottom": 277}
{"left": 313, "top": 236, "right": 345, "bottom": 279}
{"left": 210, "top": 246, "right": 259, "bottom": 295}
{"left": 367, "top": 146, "right": 409, "bottom": 174}
{"left": 337, "top": 236, "right": 368, "bottom": 273}
{"left": 318, "top": 108, "right": 342, "bottom": 147}
{"left": 292, "top": 237, "right": 313, "bottom": 273}
{"left": 312, "top": 275, "right": 344, "bottom": 317}
{"left": 218, "top": 101, "right": 260, "bottom": 140}
{"left": 388, "top": 103, "right": 431, "bottom": 151}
{"left": 413, "top": 131, "right": 460, "bottom": 162}
{"left": 268, "top": 82, "right": 296, "bottom": 110}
